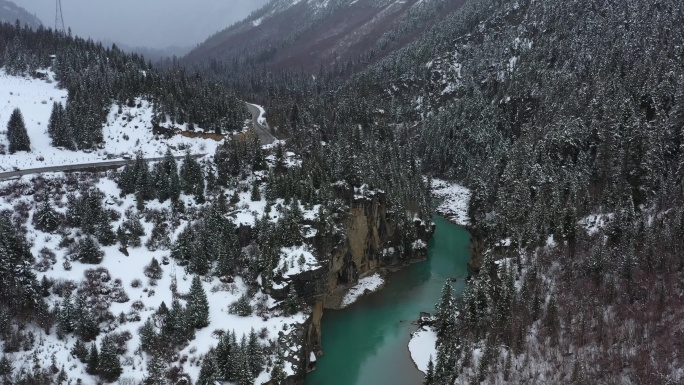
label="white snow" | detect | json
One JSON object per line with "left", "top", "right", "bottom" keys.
{"left": 340, "top": 273, "right": 384, "bottom": 308}
{"left": 0, "top": 69, "right": 222, "bottom": 172}
{"left": 578, "top": 213, "right": 613, "bottom": 235}
{"left": 247, "top": 102, "right": 268, "bottom": 126}
{"left": 309, "top": 351, "right": 316, "bottom": 362}
{"left": 412, "top": 239, "right": 428, "bottom": 250}
{"left": 408, "top": 326, "right": 438, "bottom": 374}
{"left": 277, "top": 245, "right": 320, "bottom": 279}
{"left": 431, "top": 178, "right": 471, "bottom": 226}
{"left": 0, "top": 147, "right": 315, "bottom": 384}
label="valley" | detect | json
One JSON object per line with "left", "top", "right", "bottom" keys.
{"left": 2, "top": 0, "right": 684, "bottom": 384}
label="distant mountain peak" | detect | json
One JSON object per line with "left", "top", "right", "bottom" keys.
{"left": 0, "top": 0, "right": 43, "bottom": 30}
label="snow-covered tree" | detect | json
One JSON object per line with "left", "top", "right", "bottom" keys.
{"left": 76, "top": 236, "right": 104, "bottom": 264}
{"left": 33, "top": 201, "right": 61, "bottom": 233}
{"left": 144, "top": 354, "right": 167, "bottom": 385}
{"left": 6, "top": 108, "right": 30, "bottom": 153}
{"left": 86, "top": 343, "right": 99, "bottom": 375}
{"left": 98, "top": 334, "right": 123, "bottom": 382}
{"left": 187, "top": 275, "right": 210, "bottom": 328}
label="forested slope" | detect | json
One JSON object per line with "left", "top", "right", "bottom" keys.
{"left": 205, "top": 0, "right": 684, "bottom": 382}
{"left": 0, "top": 21, "right": 434, "bottom": 384}
{"left": 0, "top": 23, "right": 247, "bottom": 150}
{"left": 0, "top": 1, "right": 42, "bottom": 30}
{"left": 184, "top": 0, "right": 465, "bottom": 79}
{"left": 399, "top": 0, "right": 684, "bottom": 383}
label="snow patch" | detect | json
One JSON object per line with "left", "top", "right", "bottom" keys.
{"left": 431, "top": 178, "right": 471, "bottom": 226}
{"left": 0, "top": 70, "right": 221, "bottom": 172}
{"left": 409, "top": 326, "right": 438, "bottom": 374}
{"left": 340, "top": 274, "right": 384, "bottom": 308}
{"left": 277, "top": 245, "right": 320, "bottom": 279}
{"left": 578, "top": 213, "right": 614, "bottom": 235}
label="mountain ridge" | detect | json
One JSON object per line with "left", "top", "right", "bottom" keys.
{"left": 0, "top": 0, "right": 42, "bottom": 29}
{"left": 183, "top": 0, "right": 465, "bottom": 74}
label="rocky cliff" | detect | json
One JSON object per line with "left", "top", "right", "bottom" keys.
{"left": 269, "top": 186, "right": 432, "bottom": 383}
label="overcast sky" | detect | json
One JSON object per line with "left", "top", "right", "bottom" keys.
{"left": 17, "top": 0, "right": 269, "bottom": 48}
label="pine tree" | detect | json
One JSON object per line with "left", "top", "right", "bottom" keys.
{"left": 57, "top": 365, "right": 68, "bottom": 384}
{"left": 57, "top": 291, "right": 74, "bottom": 337}
{"left": 247, "top": 328, "right": 264, "bottom": 377}
{"left": 285, "top": 285, "right": 299, "bottom": 315}
{"left": 76, "top": 236, "right": 104, "bottom": 264}
{"left": 214, "top": 335, "right": 233, "bottom": 380}
{"left": 230, "top": 190, "right": 240, "bottom": 205}
{"left": 250, "top": 182, "right": 261, "bottom": 201}
{"left": 270, "top": 349, "right": 286, "bottom": 385}
{"left": 235, "top": 334, "right": 253, "bottom": 385}
{"left": 48, "top": 102, "right": 72, "bottom": 148}
{"left": 230, "top": 294, "right": 253, "bottom": 317}
{"left": 187, "top": 275, "right": 210, "bottom": 328}
{"left": 74, "top": 294, "right": 98, "bottom": 341}
{"left": 167, "top": 298, "right": 194, "bottom": 346}
{"left": 96, "top": 214, "right": 116, "bottom": 246}
{"left": 180, "top": 151, "right": 202, "bottom": 194}
{"left": 33, "top": 201, "right": 60, "bottom": 233}
{"left": 0, "top": 355, "right": 12, "bottom": 377}
{"left": 6, "top": 107, "right": 30, "bottom": 153}
{"left": 116, "top": 225, "right": 129, "bottom": 249}
{"left": 98, "top": 334, "right": 123, "bottom": 382}
{"left": 144, "top": 257, "right": 163, "bottom": 280}
{"left": 197, "top": 352, "right": 218, "bottom": 385}
{"left": 170, "top": 170, "right": 181, "bottom": 202}
{"left": 435, "top": 282, "right": 454, "bottom": 339}
{"left": 139, "top": 318, "right": 158, "bottom": 353}
{"left": 145, "top": 354, "right": 166, "bottom": 385}
{"left": 86, "top": 343, "right": 99, "bottom": 375}
{"left": 71, "top": 339, "right": 88, "bottom": 362}
{"left": 48, "top": 102, "right": 60, "bottom": 139}
{"left": 423, "top": 356, "right": 435, "bottom": 385}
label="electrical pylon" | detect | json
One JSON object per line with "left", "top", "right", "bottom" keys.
{"left": 55, "top": 0, "right": 65, "bottom": 33}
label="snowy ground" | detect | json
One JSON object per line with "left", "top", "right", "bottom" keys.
{"left": 340, "top": 273, "right": 384, "bottom": 308}
{"left": 578, "top": 213, "right": 613, "bottom": 235}
{"left": 432, "top": 178, "right": 471, "bottom": 226}
{"left": 408, "top": 326, "right": 438, "bottom": 374}
{"left": 0, "top": 69, "right": 224, "bottom": 172}
{"left": 0, "top": 172, "right": 313, "bottom": 384}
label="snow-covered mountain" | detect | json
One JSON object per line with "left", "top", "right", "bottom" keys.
{"left": 0, "top": 0, "right": 42, "bottom": 29}
{"left": 184, "top": 0, "right": 466, "bottom": 73}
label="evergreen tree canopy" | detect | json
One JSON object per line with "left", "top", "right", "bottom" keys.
{"left": 6, "top": 107, "right": 30, "bottom": 153}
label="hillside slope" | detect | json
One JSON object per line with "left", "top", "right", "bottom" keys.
{"left": 0, "top": 0, "right": 42, "bottom": 29}
{"left": 184, "top": 0, "right": 465, "bottom": 74}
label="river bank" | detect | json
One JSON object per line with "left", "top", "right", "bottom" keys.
{"left": 304, "top": 216, "right": 471, "bottom": 385}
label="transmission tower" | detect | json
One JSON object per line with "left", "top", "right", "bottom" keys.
{"left": 55, "top": 0, "right": 65, "bottom": 33}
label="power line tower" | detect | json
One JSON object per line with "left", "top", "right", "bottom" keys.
{"left": 55, "top": 0, "right": 65, "bottom": 33}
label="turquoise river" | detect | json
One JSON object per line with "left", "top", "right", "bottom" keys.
{"left": 305, "top": 216, "right": 471, "bottom": 385}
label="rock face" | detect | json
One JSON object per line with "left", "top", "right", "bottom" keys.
{"left": 275, "top": 188, "right": 432, "bottom": 384}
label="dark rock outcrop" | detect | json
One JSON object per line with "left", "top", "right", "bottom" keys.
{"left": 274, "top": 187, "right": 432, "bottom": 383}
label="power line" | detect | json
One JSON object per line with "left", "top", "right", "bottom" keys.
{"left": 55, "top": 0, "right": 65, "bottom": 33}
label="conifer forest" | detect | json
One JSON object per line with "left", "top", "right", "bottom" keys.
{"left": 1, "top": 0, "right": 684, "bottom": 384}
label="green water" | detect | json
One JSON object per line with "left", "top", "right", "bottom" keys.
{"left": 305, "top": 216, "right": 470, "bottom": 385}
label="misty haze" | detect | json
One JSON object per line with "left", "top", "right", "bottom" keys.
{"left": 18, "top": 0, "right": 269, "bottom": 49}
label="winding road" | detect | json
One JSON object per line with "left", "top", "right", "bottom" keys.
{"left": 0, "top": 103, "right": 272, "bottom": 181}
{"left": 246, "top": 102, "right": 277, "bottom": 145}
{"left": 0, "top": 155, "right": 203, "bottom": 181}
